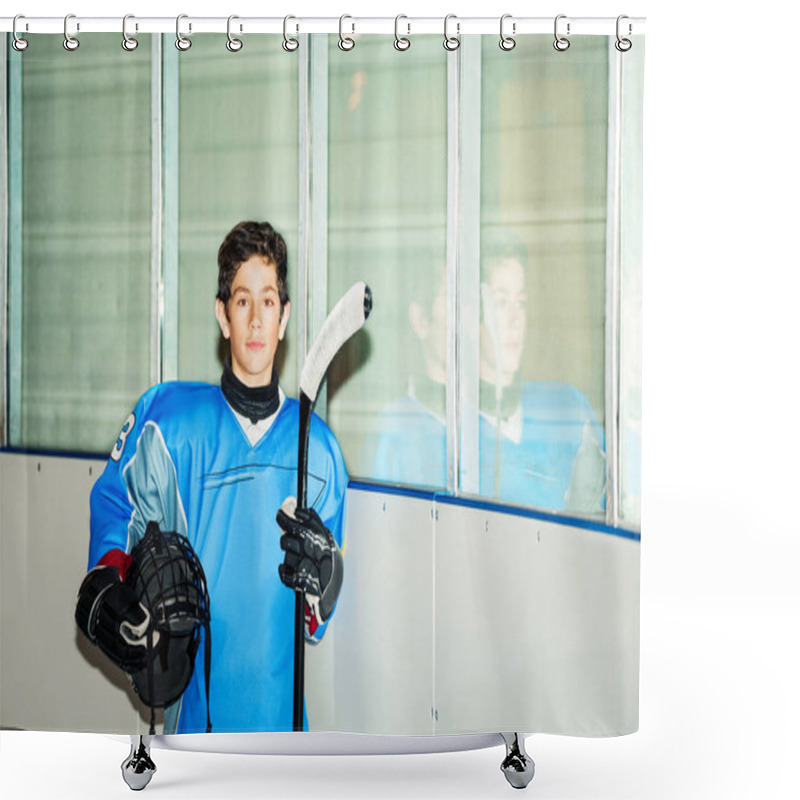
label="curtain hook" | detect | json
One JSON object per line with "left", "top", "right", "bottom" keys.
{"left": 122, "top": 14, "right": 139, "bottom": 51}
{"left": 176, "top": 14, "right": 192, "bottom": 51}
{"left": 553, "top": 14, "right": 570, "bottom": 51}
{"left": 63, "top": 13, "right": 80, "bottom": 51}
{"left": 394, "top": 14, "right": 411, "bottom": 51}
{"left": 12, "top": 14, "right": 29, "bottom": 52}
{"left": 499, "top": 14, "right": 516, "bottom": 51}
{"left": 226, "top": 15, "right": 243, "bottom": 52}
{"left": 338, "top": 14, "right": 355, "bottom": 51}
{"left": 443, "top": 14, "right": 460, "bottom": 51}
{"left": 615, "top": 15, "right": 632, "bottom": 52}
{"left": 283, "top": 15, "right": 299, "bottom": 52}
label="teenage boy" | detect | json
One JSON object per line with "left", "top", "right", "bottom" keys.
{"left": 371, "top": 229, "right": 605, "bottom": 513}
{"left": 75, "top": 220, "right": 346, "bottom": 733}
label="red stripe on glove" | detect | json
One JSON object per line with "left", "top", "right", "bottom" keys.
{"left": 97, "top": 548, "right": 133, "bottom": 581}
{"left": 305, "top": 602, "right": 319, "bottom": 637}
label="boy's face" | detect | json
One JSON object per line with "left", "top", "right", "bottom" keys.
{"left": 215, "top": 255, "right": 290, "bottom": 388}
{"left": 479, "top": 257, "right": 527, "bottom": 387}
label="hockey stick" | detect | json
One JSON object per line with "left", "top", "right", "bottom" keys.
{"left": 293, "top": 280, "right": 372, "bottom": 731}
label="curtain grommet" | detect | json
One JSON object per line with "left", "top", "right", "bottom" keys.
{"left": 63, "top": 14, "right": 80, "bottom": 51}
{"left": 122, "top": 14, "right": 139, "bottom": 51}
{"left": 615, "top": 15, "right": 633, "bottom": 52}
{"left": 12, "top": 15, "right": 29, "bottom": 52}
{"left": 338, "top": 14, "right": 355, "bottom": 51}
{"left": 226, "top": 15, "right": 243, "bottom": 52}
{"left": 176, "top": 14, "right": 192, "bottom": 51}
{"left": 553, "top": 14, "right": 570, "bottom": 51}
{"left": 394, "top": 15, "right": 411, "bottom": 51}
{"left": 499, "top": 14, "right": 516, "bottom": 51}
{"left": 444, "top": 14, "right": 460, "bottom": 51}
{"left": 283, "top": 15, "right": 300, "bottom": 52}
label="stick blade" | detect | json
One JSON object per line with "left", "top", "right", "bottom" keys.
{"left": 299, "top": 281, "right": 372, "bottom": 402}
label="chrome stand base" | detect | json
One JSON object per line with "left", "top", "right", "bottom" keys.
{"left": 122, "top": 735, "right": 156, "bottom": 791}
{"left": 500, "top": 733, "right": 535, "bottom": 789}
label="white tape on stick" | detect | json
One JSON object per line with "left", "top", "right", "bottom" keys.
{"left": 299, "top": 281, "right": 371, "bottom": 402}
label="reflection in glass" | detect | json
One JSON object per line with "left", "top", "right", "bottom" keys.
{"left": 371, "top": 265, "right": 448, "bottom": 488}
{"left": 477, "top": 37, "right": 609, "bottom": 513}
{"left": 370, "top": 228, "right": 606, "bottom": 513}
{"left": 368, "top": 37, "right": 609, "bottom": 514}
{"left": 477, "top": 229, "right": 605, "bottom": 512}
{"left": 325, "top": 35, "right": 448, "bottom": 486}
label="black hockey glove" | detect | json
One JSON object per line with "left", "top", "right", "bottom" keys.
{"left": 277, "top": 497, "right": 343, "bottom": 626}
{"left": 75, "top": 565, "right": 156, "bottom": 672}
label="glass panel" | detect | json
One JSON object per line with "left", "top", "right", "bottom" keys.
{"left": 15, "top": 34, "right": 152, "bottom": 452}
{"left": 619, "top": 39, "right": 645, "bottom": 527}
{"left": 325, "top": 35, "right": 448, "bottom": 487}
{"left": 176, "top": 36, "right": 299, "bottom": 391}
{"left": 477, "top": 36, "right": 608, "bottom": 514}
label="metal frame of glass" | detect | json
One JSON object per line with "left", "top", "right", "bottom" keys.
{"left": 304, "top": 33, "right": 330, "bottom": 420}
{"left": 605, "top": 40, "right": 624, "bottom": 528}
{"left": 149, "top": 35, "right": 164, "bottom": 387}
{"left": 0, "top": 37, "right": 6, "bottom": 448}
{"left": 453, "top": 36, "right": 483, "bottom": 498}
{"left": 161, "top": 36, "right": 179, "bottom": 383}
{"left": 5, "top": 38, "right": 22, "bottom": 445}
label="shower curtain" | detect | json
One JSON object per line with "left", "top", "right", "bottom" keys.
{"left": 0, "top": 21, "right": 644, "bottom": 739}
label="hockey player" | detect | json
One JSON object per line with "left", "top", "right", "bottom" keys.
{"left": 75, "top": 220, "right": 346, "bottom": 734}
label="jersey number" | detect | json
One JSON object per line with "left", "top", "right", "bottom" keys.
{"left": 111, "top": 413, "right": 136, "bottom": 462}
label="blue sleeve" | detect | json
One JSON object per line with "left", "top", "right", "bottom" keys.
{"left": 563, "top": 386, "right": 607, "bottom": 514}
{"left": 88, "top": 386, "right": 188, "bottom": 569}
{"left": 87, "top": 393, "right": 148, "bottom": 569}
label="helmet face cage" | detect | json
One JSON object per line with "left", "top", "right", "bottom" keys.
{"left": 130, "top": 526, "right": 210, "bottom": 636}
{"left": 126, "top": 524, "right": 212, "bottom": 732}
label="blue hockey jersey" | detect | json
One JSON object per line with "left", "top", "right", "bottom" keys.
{"left": 370, "top": 381, "right": 605, "bottom": 512}
{"left": 88, "top": 381, "right": 348, "bottom": 734}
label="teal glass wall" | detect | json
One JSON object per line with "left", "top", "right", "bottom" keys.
{"left": 12, "top": 35, "right": 152, "bottom": 452}
{"left": 477, "top": 36, "right": 608, "bottom": 514}
{"left": 6, "top": 34, "right": 300, "bottom": 452}
{"left": 4, "top": 32, "right": 642, "bottom": 528}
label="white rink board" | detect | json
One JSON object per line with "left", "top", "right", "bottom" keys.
{"left": 0, "top": 453, "right": 639, "bottom": 737}
{"left": 321, "top": 489, "right": 435, "bottom": 734}
{"left": 434, "top": 499, "right": 639, "bottom": 736}
{"left": 0, "top": 452, "right": 148, "bottom": 733}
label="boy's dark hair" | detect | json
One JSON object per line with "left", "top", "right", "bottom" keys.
{"left": 409, "top": 227, "right": 529, "bottom": 317}
{"left": 217, "top": 221, "right": 289, "bottom": 309}
{"left": 480, "top": 226, "right": 529, "bottom": 276}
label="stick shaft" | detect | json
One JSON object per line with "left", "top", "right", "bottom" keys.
{"left": 297, "top": 393, "right": 312, "bottom": 509}
{"left": 292, "top": 590, "right": 305, "bottom": 731}
{"left": 293, "top": 392, "right": 313, "bottom": 731}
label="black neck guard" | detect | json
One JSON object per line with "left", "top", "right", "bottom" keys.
{"left": 220, "top": 357, "right": 280, "bottom": 424}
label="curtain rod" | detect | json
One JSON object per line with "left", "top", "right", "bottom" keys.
{"left": 0, "top": 16, "right": 646, "bottom": 37}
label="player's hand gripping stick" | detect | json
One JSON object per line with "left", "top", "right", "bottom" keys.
{"left": 278, "top": 498, "right": 344, "bottom": 627}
